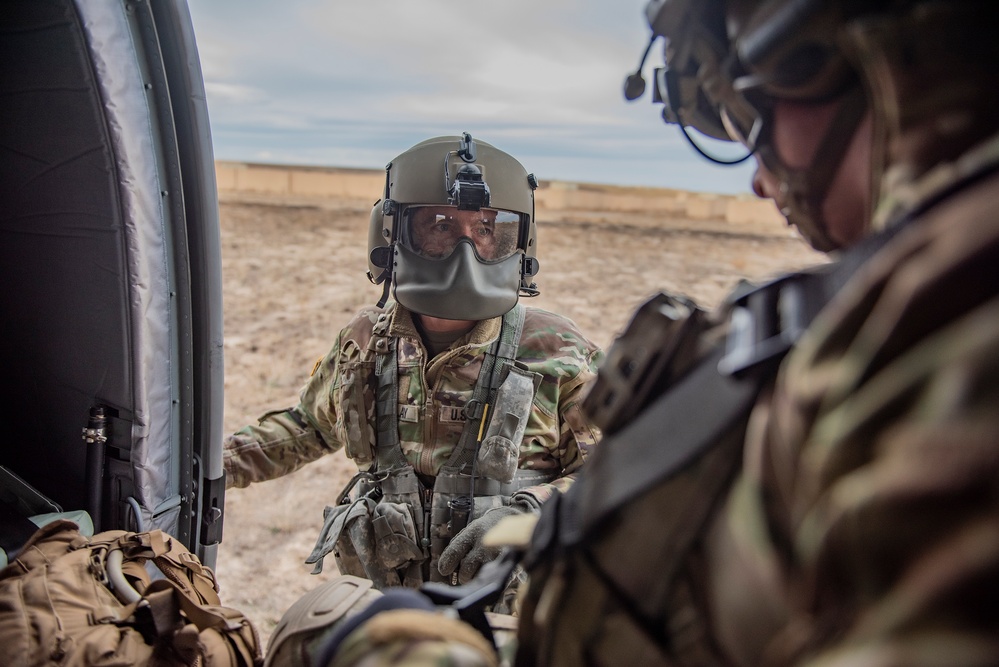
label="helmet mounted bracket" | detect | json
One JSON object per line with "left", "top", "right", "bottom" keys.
{"left": 445, "top": 133, "right": 491, "bottom": 211}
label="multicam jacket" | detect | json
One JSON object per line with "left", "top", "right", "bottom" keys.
{"left": 514, "top": 66, "right": 999, "bottom": 667}
{"left": 224, "top": 302, "right": 603, "bottom": 508}
{"left": 703, "top": 133, "right": 999, "bottom": 667}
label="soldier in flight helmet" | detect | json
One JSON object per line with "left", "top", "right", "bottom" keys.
{"left": 223, "top": 134, "right": 602, "bottom": 606}
{"left": 280, "top": 1, "right": 999, "bottom": 665}
{"left": 366, "top": 132, "right": 540, "bottom": 321}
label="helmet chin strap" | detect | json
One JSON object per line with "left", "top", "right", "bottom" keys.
{"left": 376, "top": 270, "right": 392, "bottom": 308}
{"left": 757, "top": 84, "right": 868, "bottom": 253}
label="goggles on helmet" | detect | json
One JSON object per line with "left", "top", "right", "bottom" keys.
{"left": 400, "top": 205, "right": 523, "bottom": 263}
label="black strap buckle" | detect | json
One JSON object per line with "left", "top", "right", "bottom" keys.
{"left": 420, "top": 549, "right": 519, "bottom": 648}
{"left": 718, "top": 273, "right": 818, "bottom": 378}
{"left": 335, "top": 470, "right": 389, "bottom": 505}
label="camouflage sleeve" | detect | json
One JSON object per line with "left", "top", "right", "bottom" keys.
{"left": 327, "top": 609, "right": 500, "bottom": 667}
{"left": 224, "top": 406, "right": 329, "bottom": 489}
{"left": 714, "top": 213, "right": 999, "bottom": 666}
{"left": 223, "top": 336, "right": 346, "bottom": 489}
{"left": 742, "top": 380, "right": 999, "bottom": 666}
{"left": 515, "top": 344, "right": 604, "bottom": 507}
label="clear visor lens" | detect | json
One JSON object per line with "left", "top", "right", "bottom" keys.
{"left": 402, "top": 205, "right": 522, "bottom": 262}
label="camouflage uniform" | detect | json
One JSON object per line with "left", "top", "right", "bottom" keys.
{"left": 703, "top": 135, "right": 999, "bottom": 667}
{"left": 516, "top": 135, "right": 999, "bottom": 667}
{"left": 225, "top": 301, "right": 601, "bottom": 586}
{"left": 225, "top": 302, "right": 600, "bottom": 497}
{"left": 307, "top": 5, "right": 999, "bottom": 666}
{"left": 514, "top": 10, "right": 999, "bottom": 666}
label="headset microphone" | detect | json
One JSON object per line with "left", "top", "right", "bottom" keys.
{"left": 623, "top": 35, "right": 656, "bottom": 101}
{"left": 624, "top": 72, "right": 646, "bottom": 101}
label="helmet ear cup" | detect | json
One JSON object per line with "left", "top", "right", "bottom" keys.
{"left": 369, "top": 246, "right": 392, "bottom": 271}
{"left": 366, "top": 199, "right": 394, "bottom": 285}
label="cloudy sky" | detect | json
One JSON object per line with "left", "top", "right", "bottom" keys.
{"left": 187, "top": 0, "right": 756, "bottom": 194}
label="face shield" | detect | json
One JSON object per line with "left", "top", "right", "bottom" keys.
{"left": 400, "top": 205, "right": 524, "bottom": 263}
{"left": 392, "top": 204, "right": 527, "bottom": 320}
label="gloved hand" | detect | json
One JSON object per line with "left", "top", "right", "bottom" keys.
{"left": 437, "top": 501, "right": 535, "bottom": 585}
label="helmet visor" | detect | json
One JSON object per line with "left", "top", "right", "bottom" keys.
{"left": 401, "top": 205, "right": 522, "bottom": 262}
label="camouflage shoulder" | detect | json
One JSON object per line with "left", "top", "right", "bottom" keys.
{"left": 302, "top": 303, "right": 391, "bottom": 392}
{"left": 329, "top": 609, "right": 499, "bottom": 667}
{"left": 330, "top": 302, "right": 397, "bottom": 357}
{"left": 521, "top": 306, "right": 602, "bottom": 357}
{"left": 341, "top": 302, "right": 391, "bottom": 335}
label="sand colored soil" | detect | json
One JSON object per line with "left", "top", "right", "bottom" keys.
{"left": 213, "top": 191, "right": 825, "bottom": 646}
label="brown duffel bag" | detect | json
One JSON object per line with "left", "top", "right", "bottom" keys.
{"left": 0, "top": 519, "right": 262, "bottom": 667}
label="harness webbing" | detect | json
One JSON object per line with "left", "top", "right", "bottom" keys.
{"left": 536, "top": 219, "right": 906, "bottom": 556}
{"left": 373, "top": 334, "right": 406, "bottom": 470}
{"left": 372, "top": 304, "right": 526, "bottom": 476}
{"left": 442, "top": 303, "right": 526, "bottom": 474}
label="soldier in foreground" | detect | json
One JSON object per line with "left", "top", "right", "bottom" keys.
{"left": 224, "top": 134, "right": 601, "bottom": 598}
{"left": 267, "top": 1, "right": 999, "bottom": 665}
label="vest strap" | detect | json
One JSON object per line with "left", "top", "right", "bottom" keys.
{"left": 432, "top": 469, "right": 556, "bottom": 497}
{"left": 442, "top": 304, "right": 527, "bottom": 476}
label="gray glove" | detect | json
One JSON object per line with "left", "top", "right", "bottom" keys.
{"left": 437, "top": 501, "right": 533, "bottom": 585}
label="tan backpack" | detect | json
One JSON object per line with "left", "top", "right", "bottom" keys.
{"left": 0, "top": 520, "right": 262, "bottom": 667}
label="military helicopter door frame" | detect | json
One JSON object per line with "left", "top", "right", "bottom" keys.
{"left": 0, "top": 0, "right": 224, "bottom": 568}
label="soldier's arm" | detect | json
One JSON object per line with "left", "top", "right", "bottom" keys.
{"left": 722, "top": 297, "right": 999, "bottom": 665}
{"left": 223, "top": 406, "right": 334, "bottom": 489}
{"left": 515, "top": 344, "right": 604, "bottom": 507}
{"left": 224, "top": 340, "right": 346, "bottom": 489}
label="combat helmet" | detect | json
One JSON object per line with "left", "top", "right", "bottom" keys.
{"left": 622, "top": 0, "right": 876, "bottom": 251}
{"left": 627, "top": 0, "right": 999, "bottom": 251}
{"left": 367, "top": 133, "right": 540, "bottom": 321}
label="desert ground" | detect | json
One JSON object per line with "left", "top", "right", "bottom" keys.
{"left": 213, "top": 188, "right": 826, "bottom": 647}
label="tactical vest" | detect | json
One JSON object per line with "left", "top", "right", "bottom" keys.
{"left": 307, "top": 304, "right": 555, "bottom": 588}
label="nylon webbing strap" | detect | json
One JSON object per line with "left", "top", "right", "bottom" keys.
{"left": 561, "top": 221, "right": 906, "bottom": 544}
{"left": 432, "top": 468, "right": 556, "bottom": 496}
{"left": 378, "top": 467, "right": 422, "bottom": 495}
{"left": 373, "top": 335, "right": 408, "bottom": 470}
{"left": 443, "top": 304, "right": 527, "bottom": 474}
{"left": 371, "top": 305, "right": 527, "bottom": 475}
{"left": 564, "top": 344, "right": 764, "bottom": 544}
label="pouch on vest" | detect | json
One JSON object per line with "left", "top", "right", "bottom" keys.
{"left": 335, "top": 361, "right": 376, "bottom": 470}
{"left": 476, "top": 363, "right": 541, "bottom": 483}
{"left": 372, "top": 502, "right": 424, "bottom": 569}
{"left": 307, "top": 498, "right": 423, "bottom": 589}
{"left": 308, "top": 500, "right": 371, "bottom": 577}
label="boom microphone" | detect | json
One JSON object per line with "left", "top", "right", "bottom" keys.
{"left": 624, "top": 72, "right": 647, "bottom": 100}
{"left": 623, "top": 35, "right": 656, "bottom": 101}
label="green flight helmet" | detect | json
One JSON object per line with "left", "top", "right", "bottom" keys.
{"left": 367, "top": 133, "right": 540, "bottom": 321}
